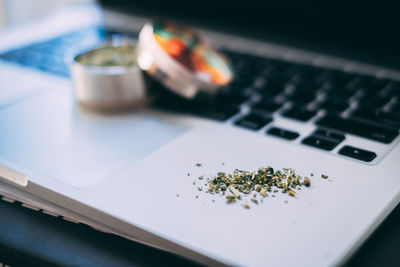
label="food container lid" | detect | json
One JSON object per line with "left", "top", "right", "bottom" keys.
{"left": 137, "top": 22, "right": 233, "bottom": 99}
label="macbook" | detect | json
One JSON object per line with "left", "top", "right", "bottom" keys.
{"left": 0, "top": 1, "right": 399, "bottom": 266}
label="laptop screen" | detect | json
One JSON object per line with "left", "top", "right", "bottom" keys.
{"left": 100, "top": 0, "right": 400, "bottom": 70}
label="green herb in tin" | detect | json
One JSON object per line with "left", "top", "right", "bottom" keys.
{"left": 76, "top": 45, "right": 137, "bottom": 67}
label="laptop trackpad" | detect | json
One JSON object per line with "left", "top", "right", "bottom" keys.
{"left": 0, "top": 91, "right": 189, "bottom": 189}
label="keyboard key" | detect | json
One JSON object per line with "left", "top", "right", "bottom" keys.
{"left": 316, "top": 114, "right": 399, "bottom": 144}
{"left": 351, "top": 108, "right": 400, "bottom": 129}
{"left": 357, "top": 94, "right": 391, "bottom": 110}
{"left": 390, "top": 103, "right": 400, "bottom": 116}
{"left": 338, "top": 145, "right": 377, "bottom": 162}
{"left": 287, "top": 90, "right": 316, "bottom": 103}
{"left": 256, "top": 81, "right": 286, "bottom": 96}
{"left": 301, "top": 136, "right": 340, "bottom": 151}
{"left": 215, "top": 92, "right": 249, "bottom": 106}
{"left": 252, "top": 100, "right": 282, "bottom": 113}
{"left": 267, "top": 127, "right": 299, "bottom": 140}
{"left": 312, "top": 129, "right": 345, "bottom": 142}
{"left": 235, "top": 113, "right": 272, "bottom": 130}
{"left": 196, "top": 105, "right": 240, "bottom": 121}
{"left": 154, "top": 91, "right": 240, "bottom": 121}
{"left": 282, "top": 106, "right": 317, "bottom": 121}
{"left": 318, "top": 97, "right": 349, "bottom": 112}
{"left": 327, "top": 84, "right": 358, "bottom": 98}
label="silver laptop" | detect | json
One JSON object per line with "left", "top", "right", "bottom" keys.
{"left": 0, "top": 1, "right": 399, "bottom": 266}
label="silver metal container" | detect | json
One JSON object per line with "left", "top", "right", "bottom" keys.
{"left": 70, "top": 46, "right": 147, "bottom": 111}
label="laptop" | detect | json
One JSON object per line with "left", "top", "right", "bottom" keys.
{"left": 0, "top": 0, "right": 399, "bottom": 266}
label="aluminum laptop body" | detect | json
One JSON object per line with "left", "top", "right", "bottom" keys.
{"left": 0, "top": 2, "right": 399, "bottom": 266}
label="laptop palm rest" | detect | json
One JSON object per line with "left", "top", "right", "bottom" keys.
{"left": 0, "top": 90, "right": 189, "bottom": 189}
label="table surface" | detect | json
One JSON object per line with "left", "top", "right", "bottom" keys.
{"left": 0, "top": 198, "right": 399, "bottom": 267}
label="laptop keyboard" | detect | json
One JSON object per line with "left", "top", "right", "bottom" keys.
{"left": 1, "top": 27, "right": 399, "bottom": 163}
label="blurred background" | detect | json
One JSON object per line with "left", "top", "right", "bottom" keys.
{"left": 0, "top": 0, "right": 91, "bottom": 28}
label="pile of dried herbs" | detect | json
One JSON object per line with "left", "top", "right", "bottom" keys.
{"left": 193, "top": 166, "right": 319, "bottom": 208}
{"left": 76, "top": 45, "right": 138, "bottom": 67}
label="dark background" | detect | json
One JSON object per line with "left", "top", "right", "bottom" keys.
{"left": 101, "top": 0, "right": 400, "bottom": 70}
{"left": 0, "top": 198, "right": 399, "bottom": 267}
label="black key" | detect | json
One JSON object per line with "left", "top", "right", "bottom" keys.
{"left": 379, "top": 83, "right": 400, "bottom": 99}
{"left": 326, "top": 85, "right": 357, "bottom": 98}
{"left": 351, "top": 108, "right": 400, "bottom": 129}
{"left": 257, "top": 81, "right": 286, "bottom": 96}
{"left": 313, "top": 129, "right": 345, "bottom": 142}
{"left": 235, "top": 113, "right": 272, "bottom": 130}
{"left": 228, "top": 77, "right": 255, "bottom": 91}
{"left": 314, "top": 69, "right": 337, "bottom": 86}
{"left": 338, "top": 145, "right": 377, "bottom": 162}
{"left": 154, "top": 90, "right": 240, "bottom": 121}
{"left": 252, "top": 100, "right": 282, "bottom": 113}
{"left": 301, "top": 136, "right": 339, "bottom": 151}
{"left": 334, "top": 71, "right": 356, "bottom": 85}
{"left": 215, "top": 92, "right": 249, "bottom": 106}
{"left": 390, "top": 103, "right": 400, "bottom": 116}
{"left": 282, "top": 106, "right": 317, "bottom": 121}
{"left": 318, "top": 97, "right": 349, "bottom": 112}
{"left": 267, "top": 127, "right": 299, "bottom": 140}
{"left": 287, "top": 90, "right": 316, "bottom": 103}
{"left": 357, "top": 94, "right": 390, "bottom": 109}
{"left": 316, "top": 114, "right": 399, "bottom": 144}
{"left": 196, "top": 105, "right": 240, "bottom": 121}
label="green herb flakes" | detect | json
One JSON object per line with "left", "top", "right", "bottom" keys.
{"left": 288, "top": 189, "right": 296, "bottom": 197}
{"left": 76, "top": 45, "right": 138, "bottom": 67}
{"left": 192, "top": 165, "right": 329, "bottom": 206}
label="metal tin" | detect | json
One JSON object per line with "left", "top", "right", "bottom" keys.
{"left": 137, "top": 22, "right": 233, "bottom": 99}
{"left": 70, "top": 45, "right": 147, "bottom": 111}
